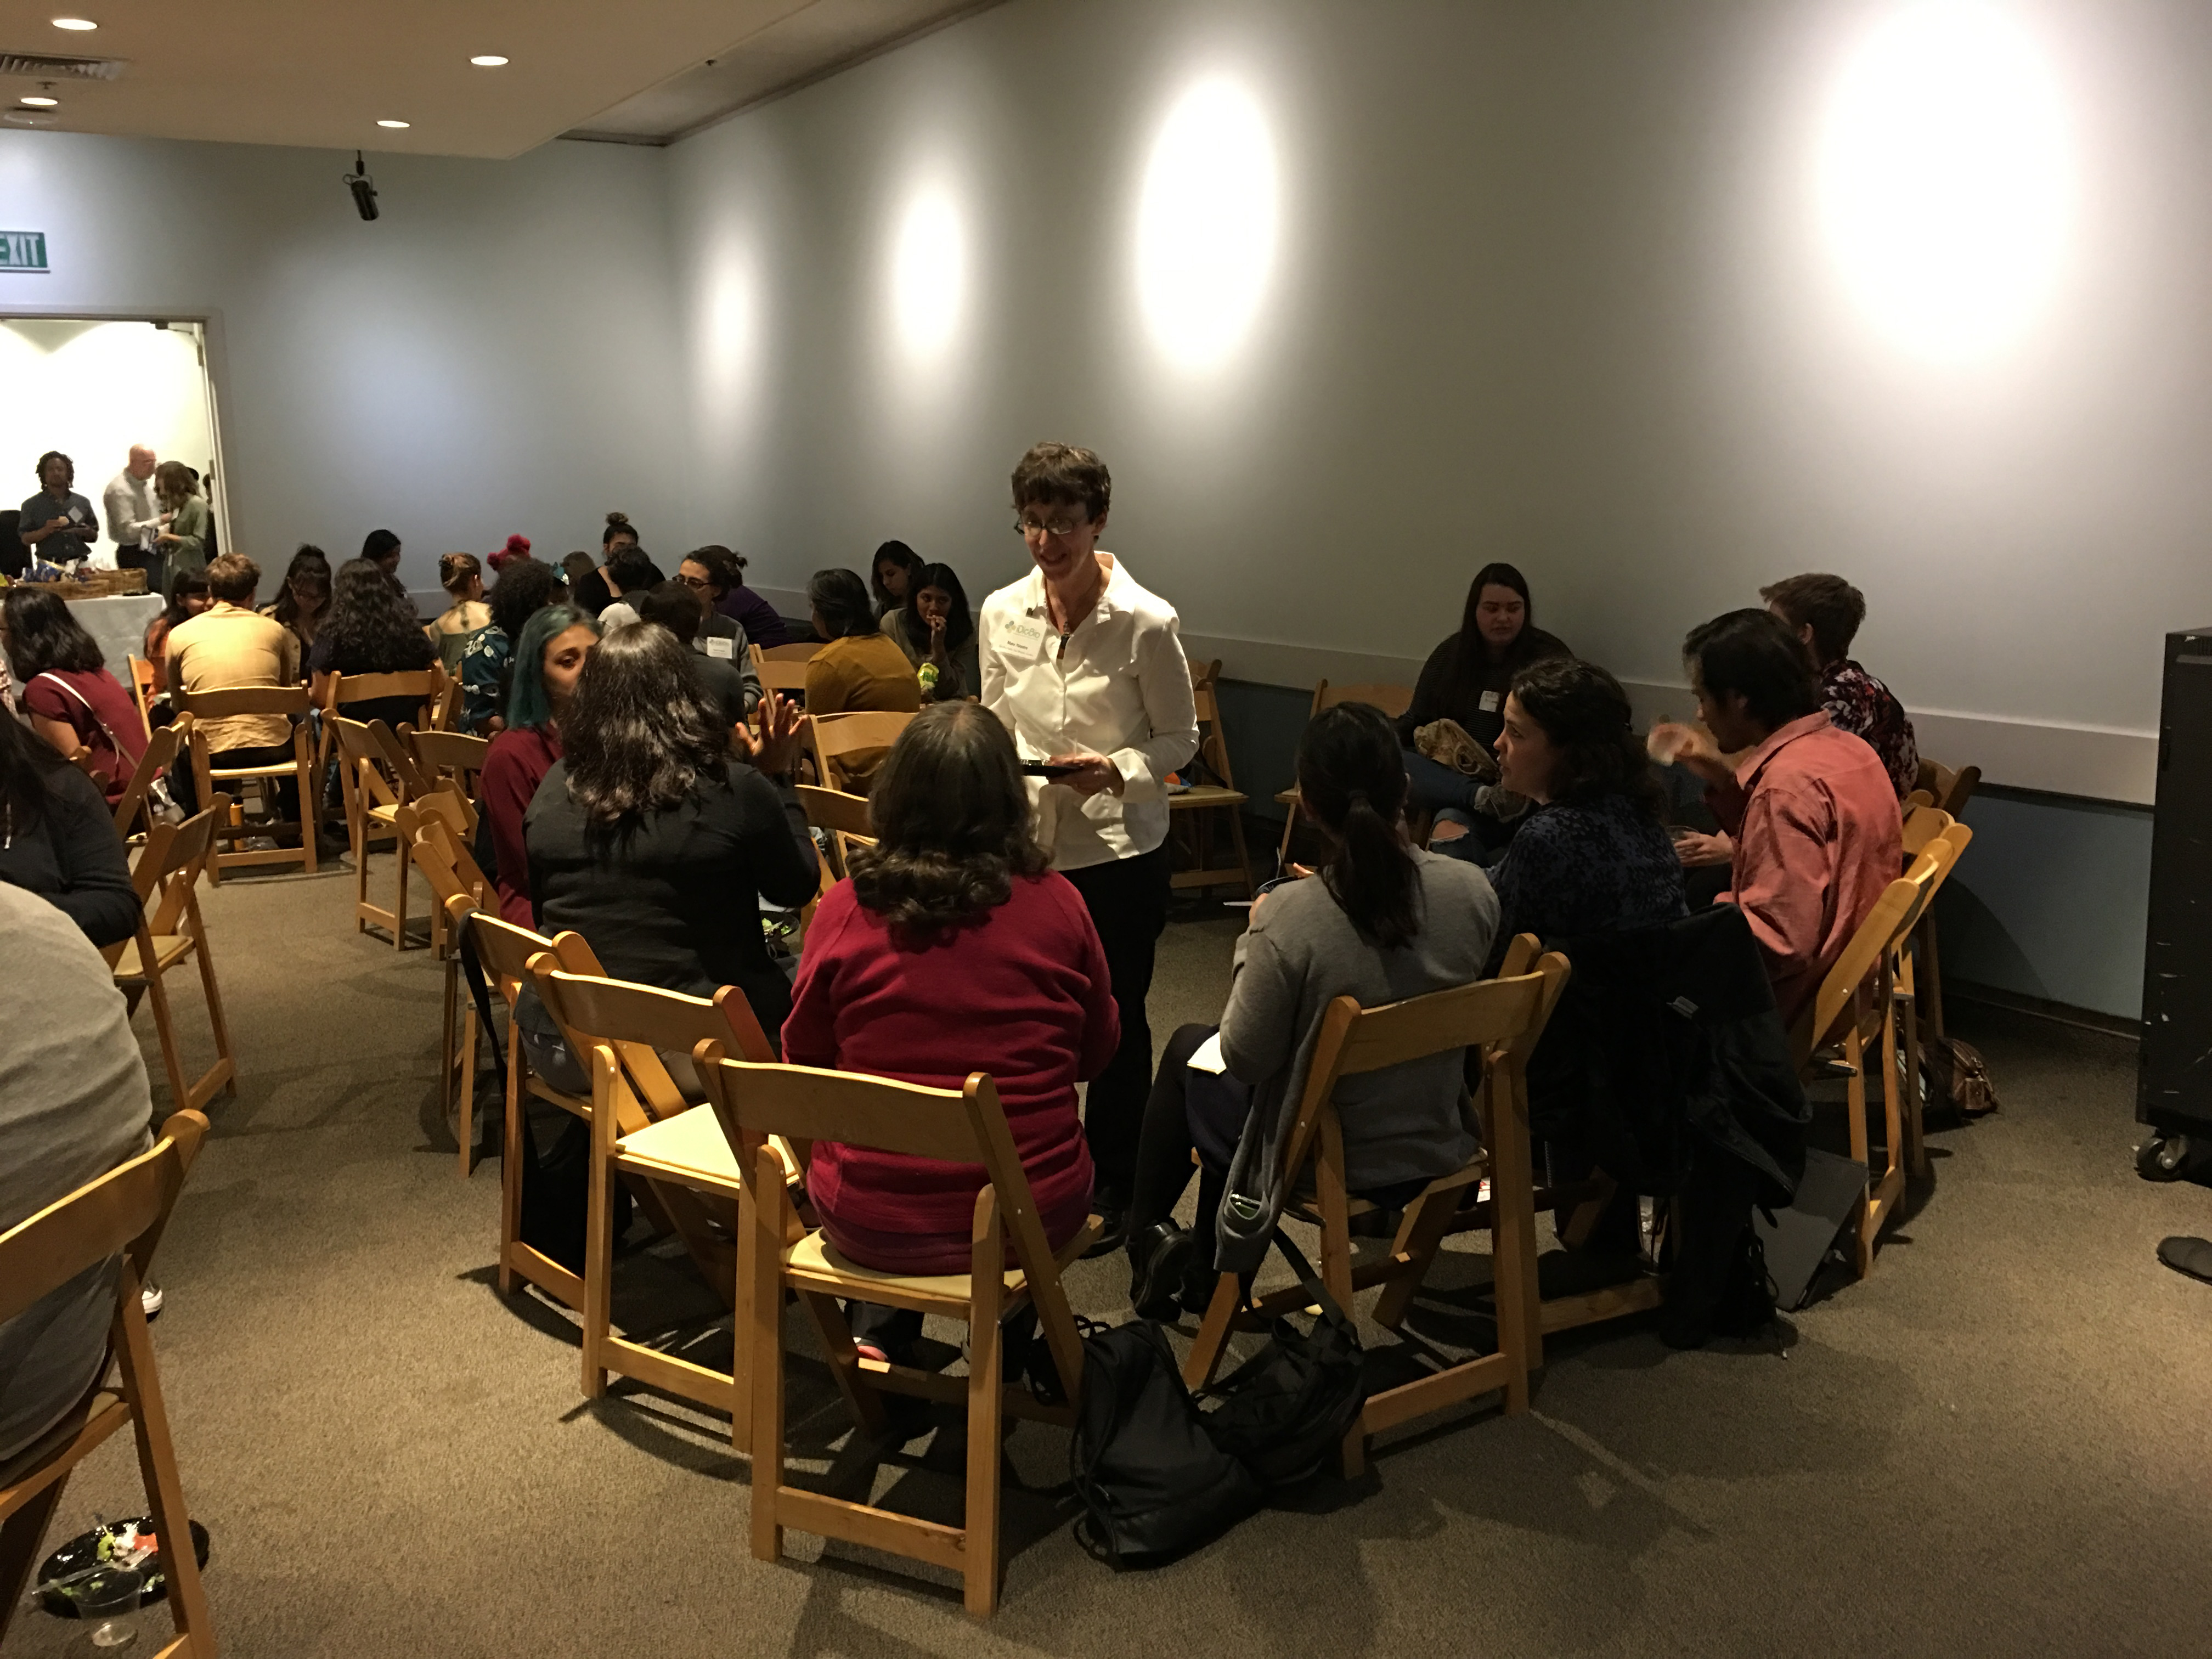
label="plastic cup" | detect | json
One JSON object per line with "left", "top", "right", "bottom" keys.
{"left": 55, "top": 1562, "right": 142, "bottom": 1649}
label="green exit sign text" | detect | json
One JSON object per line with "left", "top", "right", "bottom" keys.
{"left": 0, "top": 232, "right": 50, "bottom": 272}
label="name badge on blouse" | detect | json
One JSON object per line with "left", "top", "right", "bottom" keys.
{"left": 1479, "top": 690, "right": 1500, "bottom": 713}
{"left": 706, "top": 636, "right": 733, "bottom": 659}
{"left": 997, "top": 617, "right": 1046, "bottom": 655}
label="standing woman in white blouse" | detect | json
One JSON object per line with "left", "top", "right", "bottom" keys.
{"left": 980, "top": 442, "right": 1200, "bottom": 1252}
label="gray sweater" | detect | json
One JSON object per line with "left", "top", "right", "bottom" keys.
{"left": 1217, "top": 852, "right": 1501, "bottom": 1273}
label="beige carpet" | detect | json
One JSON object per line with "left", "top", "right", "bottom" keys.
{"left": 7, "top": 854, "right": 2212, "bottom": 1657}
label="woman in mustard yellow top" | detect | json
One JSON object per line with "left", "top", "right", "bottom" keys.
{"left": 803, "top": 568, "right": 922, "bottom": 716}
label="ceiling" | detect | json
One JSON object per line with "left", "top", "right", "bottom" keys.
{"left": 0, "top": 0, "right": 993, "bottom": 159}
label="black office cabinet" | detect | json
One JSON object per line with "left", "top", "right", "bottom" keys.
{"left": 2137, "top": 627, "right": 2212, "bottom": 1137}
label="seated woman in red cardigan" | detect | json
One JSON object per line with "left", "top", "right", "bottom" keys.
{"left": 781, "top": 699, "right": 1119, "bottom": 1365}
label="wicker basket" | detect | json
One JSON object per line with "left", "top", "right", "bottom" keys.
{"left": 12, "top": 569, "right": 150, "bottom": 599}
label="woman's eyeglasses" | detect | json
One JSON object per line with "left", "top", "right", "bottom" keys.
{"left": 675, "top": 573, "right": 714, "bottom": 591}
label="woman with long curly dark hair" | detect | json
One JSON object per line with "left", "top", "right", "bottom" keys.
{"left": 308, "top": 556, "right": 436, "bottom": 729}
{"left": 521, "top": 624, "right": 817, "bottom": 1051}
{"left": 3, "top": 586, "right": 148, "bottom": 802}
{"left": 780, "top": 700, "right": 1117, "bottom": 1363}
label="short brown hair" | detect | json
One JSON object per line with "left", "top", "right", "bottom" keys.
{"left": 1011, "top": 442, "right": 1110, "bottom": 522}
{"left": 1759, "top": 573, "right": 1866, "bottom": 665}
{"left": 204, "top": 554, "right": 260, "bottom": 603}
{"left": 850, "top": 702, "right": 1050, "bottom": 935}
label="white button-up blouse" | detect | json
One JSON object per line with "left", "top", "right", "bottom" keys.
{"left": 980, "top": 554, "right": 1200, "bottom": 872}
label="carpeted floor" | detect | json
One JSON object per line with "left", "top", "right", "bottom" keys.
{"left": 8, "top": 856, "right": 2212, "bottom": 1658}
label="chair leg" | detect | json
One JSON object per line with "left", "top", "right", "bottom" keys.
{"left": 496, "top": 1010, "right": 521, "bottom": 1294}
{"left": 1183, "top": 1273, "right": 1242, "bottom": 1391}
{"left": 1901, "top": 958, "right": 1928, "bottom": 1181}
{"left": 1921, "top": 917, "right": 1946, "bottom": 1042}
{"left": 582, "top": 1095, "right": 614, "bottom": 1398}
{"left": 794, "top": 1290, "right": 888, "bottom": 1438}
{"left": 1276, "top": 802, "right": 1299, "bottom": 873}
{"left": 189, "top": 931, "right": 237, "bottom": 1103}
{"left": 139, "top": 957, "right": 191, "bottom": 1114}
{"left": 392, "top": 834, "right": 412, "bottom": 951}
{"left": 0, "top": 1467, "right": 71, "bottom": 1645}
{"left": 749, "top": 1149, "right": 789, "bottom": 1565}
{"left": 1226, "top": 805, "right": 1255, "bottom": 899}
{"left": 445, "top": 958, "right": 471, "bottom": 1177}
{"left": 350, "top": 788, "right": 370, "bottom": 934}
{"left": 1844, "top": 1026, "right": 1875, "bottom": 1280}
{"left": 1372, "top": 1181, "right": 1464, "bottom": 1331}
{"left": 116, "top": 1263, "right": 213, "bottom": 1652}
{"left": 964, "top": 1194, "right": 1006, "bottom": 1619}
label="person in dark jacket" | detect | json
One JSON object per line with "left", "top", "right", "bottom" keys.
{"left": 0, "top": 706, "right": 137, "bottom": 947}
{"left": 1400, "top": 562, "right": 1571, "bottom": 860}
{"left": 522, "top": 623, "right": 816, "bottom": 1079}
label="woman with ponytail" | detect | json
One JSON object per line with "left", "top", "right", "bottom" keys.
{"left": 1124, "top": 701, "right": 1502, "bottom": 1320}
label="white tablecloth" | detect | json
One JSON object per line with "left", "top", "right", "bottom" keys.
{"left": 67, "top": 593, "right": 166, "bottom": 672}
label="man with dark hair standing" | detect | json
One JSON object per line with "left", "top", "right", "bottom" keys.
{"left": 1649, "top": 608, "right": 1900, "bottom": 1022}
{"left": 1760, "top": 572, "right": 1918, "bottom": 798}
{"left": 980, "top": 442, "right": 1198, "bottom": 1252}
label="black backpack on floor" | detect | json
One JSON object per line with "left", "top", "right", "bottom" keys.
{"left": 1202, "top": 1232, "right": 1365, "bottom": 1491}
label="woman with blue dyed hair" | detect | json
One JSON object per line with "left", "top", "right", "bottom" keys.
{"left": 477, "top": 602, "right": 599, "bottom": 925}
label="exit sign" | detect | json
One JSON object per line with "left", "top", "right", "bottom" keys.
{"left": 0, "top": 232, "right": 49, "bottom": 272}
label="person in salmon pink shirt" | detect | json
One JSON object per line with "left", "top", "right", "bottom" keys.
{"left": 781, "top": 699, "right": 1118, "bottom": 1367}
{"left": 1649, "top": 608, "right": 1901, "bottom": 1025}
{"left": 477, "top": 603, "right": 599, "bottom": 925}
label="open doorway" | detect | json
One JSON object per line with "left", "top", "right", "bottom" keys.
{"left": 0, "top": 316, "right": 228, "bottom": 578}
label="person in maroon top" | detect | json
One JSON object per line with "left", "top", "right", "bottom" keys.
{"left": 1760, "top": 572, "right": 1919, "bottom": 798}
{"left": 478, "top": 603, "right": 599, "bottom": 925}
{"left": 782, "top": 699, "right": 1118, "bottom": 1364}
{"left": 1651, "top": 609, "right": 1902, "bottom": 1023}
{"left": 2, "top": 587, "right": 149, "bottom": 804}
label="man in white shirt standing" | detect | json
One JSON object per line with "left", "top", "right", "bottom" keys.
{"left": 980, "top": 442, "right": 1199, "bottom": 1252}
{"left": 103, "top": 444, "right": 160, "bottom": 579}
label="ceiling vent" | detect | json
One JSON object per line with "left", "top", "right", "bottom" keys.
{"left": 0, "top": 52, "right": 126, "bottom": 81}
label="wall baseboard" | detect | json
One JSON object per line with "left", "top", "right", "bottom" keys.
{"left": 756, "top": 587, "right": 2155, "bottom": 805}
{"left": 1945, "top": 978, "right": 2140, "bottom": 1041}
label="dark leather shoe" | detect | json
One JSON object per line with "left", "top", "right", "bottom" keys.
{"left": 1084, "top": 1187, "right": 1131, "bottom": 1258}
{"left": 1127, "top": 1221, "right": 1195, "bottom": 1321}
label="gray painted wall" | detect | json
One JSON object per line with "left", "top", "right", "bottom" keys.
{"left": 0, "top": 131, "right": 686, "bottom": 594}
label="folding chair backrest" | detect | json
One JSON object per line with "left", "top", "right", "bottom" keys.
{"left": 399, "top": 798, "right": 489, "bottom": 905}
{"left": 796, "top": 785, "right": 872, "bottom": 838}
{"left": 0, "top": 1111, "right": 208, "bottom": 1325}
{"left": 811, "top": 710, "right": 913, "bottom": 792}
{"left": 112, "top": 715, "right": 188, "bottom": 838}
{"left": 465, "top": 910, "right": 561, "bottom": 998}
{"left": 1187, "top": 659, "right": 1237, "bottom": 790}
{"left": 1314, "top": 679, "right": 1415, "bottom": 721}
{"left": 174, "top": 682, "right": 311, "bottom": 721}
{"left": 1901, "top": 803, "right": 1954, "bottom": 860}
{"left": 1792, "top": 877, "right": 1924, "bottom": 1067}
{"left": 404, "top": 727, "right": 490, "bottom": 800}
{"left": 127, "top": 654, "right": 160, "bottom": 737}
{"left": 1915, "top": 758, "right": 1982, "bottom": 817}
{"left": 753, "top": 642, "right": 817, "bottom": 696}
{"left": 757, "top": 642, "right": 819, "bottom": 662}
{"left": 326, "top": 670, "right": 438, "bottom": 721}
{"left": 529, "top": 967, "right": 755, "bottom": 1125}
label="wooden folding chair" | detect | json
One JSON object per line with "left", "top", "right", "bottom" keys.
{"left": 1181, "top": 949, "right": 1570, "bottom": 1476}
{"left": 526, "top": 968, "right": 782, "bottom": 1446}
{"left": 1277, "top": 680, "right": 1417, "bottom": 868}
{"left": 403, "top": 726, "right": 490, "bottom": 824}
{"left": 313, "top": 669, "right": 442, "bottom": 786}
{"left": 1893, "top": 823, "right": 1974, "bottom": 1178}
{"left": 0, "top": 1111, "right": 215, "bottom": 1658}
{"left": 1790, "top": 866, "right": 1947, "bottom": 1278}
{"left": 112, "top": 713, "right": 189, "bottom": 844}
{"left": 1909, "top": 759, "right": 1980, "bottom": 1043}
{"left": 752, "top": 641, "right": 819, "bottom": 698}
{"left": 108, "top": 801, "right": 238, "bottom": 1114}
{"left": 1169, "top": 658, "right": 1255, "bottom": 898}
{"left": 399, "top": 801, "right": 493, "bottom": 1173}
{"left": 330, "top": 716, "right": 431, "bottom": 948}
{"left": 173, "top": 682, "right": 318, "bottom": 882}
{"left": 809, "top": 710, "right": 913, "bottom": 794}
{"left": 428, "top": 670, "right": 464, "bottom": 732}
{"left": 697, "top": 1055, "right": 1096, "bottom": 1616}
{"left": 126, "top": 653, "right": 160, "bottom": 739}
{"left": 797, "top": 784, "right": 874, "bottom": 883}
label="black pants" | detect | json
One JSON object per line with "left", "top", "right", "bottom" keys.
{"left": 172, "top": 740, "right": 298, "bottom": 822}
{"left": 1060, "top": 842, "right": 1171, "bottom": 1194}
{"left": 1131, "top": 1023, "right": 1235, "bottom": 1272}
{"left": 117, "top": 545, "right": 160, "bottom": 579}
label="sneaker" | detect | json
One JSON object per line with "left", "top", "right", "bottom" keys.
{"left": 140, "top": 1280, "right": 164, "bottom": 1319}
{"left": 1126, "top": 1221, "right": 1194, "bottom": 1320}
{"left": 1084, "top": 1186, "right": 1131, "bottom": 1258}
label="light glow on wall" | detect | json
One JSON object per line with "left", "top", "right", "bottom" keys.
{"left": 1815, "top": 1, "right": 2074, "bottom": 359}
{"left": 1136, "top": 77, "right": 1279, "bottom": 368}
{"left": 890, "top": 187, "right": 965, "bottom": 359}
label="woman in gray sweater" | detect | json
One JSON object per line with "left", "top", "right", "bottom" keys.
{"left": 1126, "top": 702, "right": 1500, "bottom": 1319}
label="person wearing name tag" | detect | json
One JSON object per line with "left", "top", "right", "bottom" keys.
{"left": 979, "top": 442, "right": 1200, "bottom": 1255}
{"left": 633, "top": 579, "right": 757, "bottom": 725}
{"left": 1399, "top": 561, "right": 1571, "bottom": 863}
{"left": 19, "top": 452, "right": 99, "bottom": 568}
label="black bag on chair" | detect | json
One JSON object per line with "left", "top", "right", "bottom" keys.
{"left": 1202, "top": 1231, "right": 1365, "bottom": 1491}
{"left": 1069, "top": 1320, "right": 1263, "bottom": 1567}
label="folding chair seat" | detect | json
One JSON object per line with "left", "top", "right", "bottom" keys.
{"left": 526, "top": 968, "right": 784, "bottom": 1447}
{"left": 172, "top": 682, "right": 318, "bottom": 881}
{"left": 0, "top": 1111, "right": 215, "bottom": 1657}
{"left": 108, "top": 801, "right": 237, "bottom": 1114}
{"left": 1181, "top": 944, "right": 1570, "bottom": 1477}
{"left": 695, "top": 1053, "right": 1098, "bottom": 1616}
{"left": 1169, "top": 658, "right": 1254, "bottom": 898}
{"left": 1276, "top": 680, "right": 1415, "bottom": 868}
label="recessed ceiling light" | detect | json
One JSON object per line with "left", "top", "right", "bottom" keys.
{"left": 376, "top": 119, "right": 409, "bottom": 129}
{"left": 51, "top": 16, "right": 98, "bottom": 29}
{"left": 21, "top": 95, "right": 59, "bottom": 107}
{"left": 470, "top": 55, "right": 508, "bottom": 67}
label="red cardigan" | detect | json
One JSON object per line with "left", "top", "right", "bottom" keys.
{"left": 782, "top": 872, "right": 1116, "bottom": 1274}
{"left": 479, "top": 725, "right": 561, "bottom": 926}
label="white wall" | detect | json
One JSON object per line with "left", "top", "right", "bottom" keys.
{"left": 667, "top": 0, "right": 2212, "bottom": 802}
{"left": 0, "top": 131, "right": 687, "bottom": 594}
